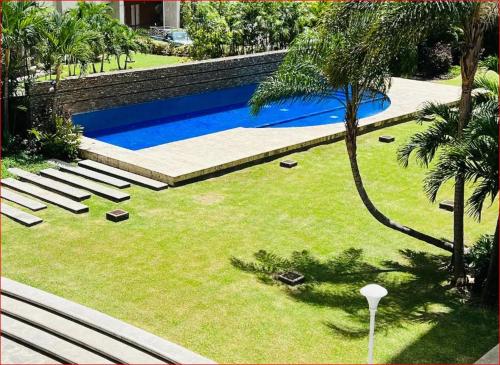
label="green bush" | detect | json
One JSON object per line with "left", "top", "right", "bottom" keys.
{"left": 29, "top": 114, "right": 82, "bottom": 161}
{"left": 466, "top": 234, "right": 494, "bottom": 294}
{"left": 418, "top": 41, "right": 453, "bottom": 77}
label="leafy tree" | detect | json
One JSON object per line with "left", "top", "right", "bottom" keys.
{"left": 1, "top": 1, "right": 44, "bottom": 137}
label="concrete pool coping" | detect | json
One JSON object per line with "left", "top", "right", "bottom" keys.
{"left": 79, "top": 78, "right": 461, "bottom": 186}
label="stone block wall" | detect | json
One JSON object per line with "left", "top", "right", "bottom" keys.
{"left": 29, "top": 50, "right": 285, "bottom": 119}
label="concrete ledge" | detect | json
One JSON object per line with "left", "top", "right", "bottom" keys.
{"left": 1, "top": 277, "right": 216, "bottom": 364}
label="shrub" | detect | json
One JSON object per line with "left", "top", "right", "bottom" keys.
{"left": 418, "top": 41, "right": 453, "bottom": 78}
{"left": 29, "top": 113, "right": 82, "bottom": 161}
{"left": 466, "top": 234, "right": 494, "bottom": 294}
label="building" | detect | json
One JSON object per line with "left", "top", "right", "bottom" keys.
{"left": 44, "top": 1, "right": 181, "bottom": 28}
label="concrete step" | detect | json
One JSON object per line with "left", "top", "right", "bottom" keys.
{"left": 0, "top": 188, "right": 47, "bottom": 211}
{"left": 8, "top": 168, "right": 91, "bottom": 201}
{"left": 2, "top": 178, "right": 89, "bottom": 214}
{"left": 1, "top": 336, "right": 61, "bottom": 364}
{"left": 40, "top": 169, "right": 130, "bottom": 203}
{"left": 1, "top": 295, "right": 165, "bottom": 364}
{"left": 49, "top": 160, "right": 130, "bottom": 189}
{"left": 0, "top": 203, "right": 43, "bottom": 227}
{"left": 78, "top": 160, "right": 168, "bottom": 191}
{"left": 1, "top": 314, "right": 113, "bottom": 364}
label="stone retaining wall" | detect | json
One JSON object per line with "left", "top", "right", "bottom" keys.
{"left": 29, "top": 50, "right": 285, "bottom": 119}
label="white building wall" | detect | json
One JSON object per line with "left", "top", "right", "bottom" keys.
{"left": 39, "top": 1, "right": 180, "bottom": 28}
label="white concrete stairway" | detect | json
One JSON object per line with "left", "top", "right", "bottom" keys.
{"left": 1, "top": 277, "right": 216, "bottom": 365}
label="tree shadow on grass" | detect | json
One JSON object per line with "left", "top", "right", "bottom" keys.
{"left": 231, "top": 248, "right": 498, "bottom": 362}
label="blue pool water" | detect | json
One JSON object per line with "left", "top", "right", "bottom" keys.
{"left": 73, "top": 84, "right": 390, "bottom": 150}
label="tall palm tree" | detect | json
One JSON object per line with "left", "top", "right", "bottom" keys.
{"left": 370, "top": 1, "right": 497, "bottom": 285}
{"left": 251, "top": 6, "right": 454, "bottom": 251}
{"left": 1, "top": 1, "right": 43, "bottom": 137}
{"left": 424, "top": 85, "right": 498, "bottom": 304}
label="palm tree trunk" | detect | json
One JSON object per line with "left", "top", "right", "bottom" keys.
{"left": 344, "top": 102, "right": 453, "bottom": 252}
{"left": 2, "top": 48, "right": 11, "bottom": 139}
{"left": 480, "top": 219, "right": 498, "bottom": 306}
{"left": 452, "top": 5, "right": 486, "bottom": 285}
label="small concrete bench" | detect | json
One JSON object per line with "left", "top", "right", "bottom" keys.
{"left": 8, "top": 168, "right": 91, "bottom": 201}
{"left": 0, "top": 203, "right": 43, "bottom": 227}
{"left": 40, "top": 168, "right": 130, "bottom": 203}
{"left": 78, "top": 160, "right": 168, "bottom": 191}
{"left": 0, "top": 188, "right": 47, "bottom": 211}
{"left": 2, "top": 178, "right": 89, "bottom": 214}
{"left": 49, "top": 160, "right": 130, "bottom": 189}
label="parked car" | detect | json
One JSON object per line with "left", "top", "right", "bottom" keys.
{"left": 150, "top": 27, "right": 192, "bottom": 47}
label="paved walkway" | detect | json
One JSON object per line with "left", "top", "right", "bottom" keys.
{"left": 80, "top": 78, "right": 460, "bottom": 185}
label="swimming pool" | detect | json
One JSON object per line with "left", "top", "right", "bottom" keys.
{"left": 73, "top": 84, "right": 390, "bottom": 150}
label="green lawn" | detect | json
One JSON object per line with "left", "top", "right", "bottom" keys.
{"left": 437, "top": 66, "right": 498, "bottom": 86}
{"left": 2, "top": 122, "right": 497, "bottom": 363}
{"left": 37, "top": 53, "right": 188, "bottom": 81}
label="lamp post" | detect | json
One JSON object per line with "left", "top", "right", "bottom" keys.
{"left": 360, "top": 284, "right": 388, "bottom": 364}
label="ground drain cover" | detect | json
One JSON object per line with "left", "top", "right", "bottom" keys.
{"left": 106, "top": 209, "right": 129, "bottom": 222}
{"left": 280, "top": 160, "right": 298, "bottom": 168}
{"left": 379, "top": 135, "right": 395, "bottom": 143}
{"left": 439, "top": 200, "right": 454, "bottom": 212}
{"left": 277, "top": 271, "right": 305, "bottom": 286}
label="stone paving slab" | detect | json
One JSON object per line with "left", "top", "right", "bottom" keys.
{"left": 40, "top": 168, "right": 130, "bottom": 202}
{"left": 78, "top": 160, "right": 168, "bottom": 190}
{"left": 1, "top": 315, "right": 113, "bottom": 364}
{"left": 79, "top": 78, "right": 460, "bottom": 186}
{"left": 0, "top": 188, "right": 47, "bottom": 211}
{"left": 49, "top": 159, "right": 130, "bottom": 188}
{"left": 2, "top": 178, "right": 89, "bottom": 214}
{"left": 2, "top": 295, "right": 165, "bottom": 364}
{"left": 8, "top": 168, "right": 91, "bottom": 201}
{"left": 0, "top": 202, "right": 43, "bottom": 227}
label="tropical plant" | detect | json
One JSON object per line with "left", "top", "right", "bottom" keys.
{"left": 40, "top": 11, "right": 96, "bottom": 87}
{"left": 29, "top": 112, "right": 82, "bottom": 160}
{"left": 480, "top": 54, "right": 498, "bottom": 73}
{"left": 1, "top": 1, "right": 45, "bottom": 137}
{"left": 424, "top": 93, "right": 498, "bottom": 305}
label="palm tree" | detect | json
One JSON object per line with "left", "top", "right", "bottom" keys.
{"left": 69, "top": 1, "right": 111, "bottom": 74}
{"left": 252, "top": 1, "right": 497, "bottom": 272}
{"left": 372, "top": 1, "right": 497, "bottom": 285}
{"left": 424, "top": 84, "right": 498, "bottom": 305}
{"left": 250, "top": 6, "right": 454, "bottom": 251}
{"left": 40, "top": 12, "right": 94, "bottom": 88}
{"left": 1, "top": 1, "right": 43, "bottom": 137}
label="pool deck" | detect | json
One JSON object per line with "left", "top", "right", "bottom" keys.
{"left": 79, "top": 78, "right": 460, "bottom": 186}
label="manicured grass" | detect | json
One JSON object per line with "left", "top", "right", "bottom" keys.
{"left": 437, "top": 66, "right": 498, "bottom": 86}
{"left": 2, "top": 122, "right": 497, "bottom": 363}
{"left": 37, "top": 53, "right": 188, "bottom": 81}
{"left": 1, "top": 153, "right": 52, "bottom": 179}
